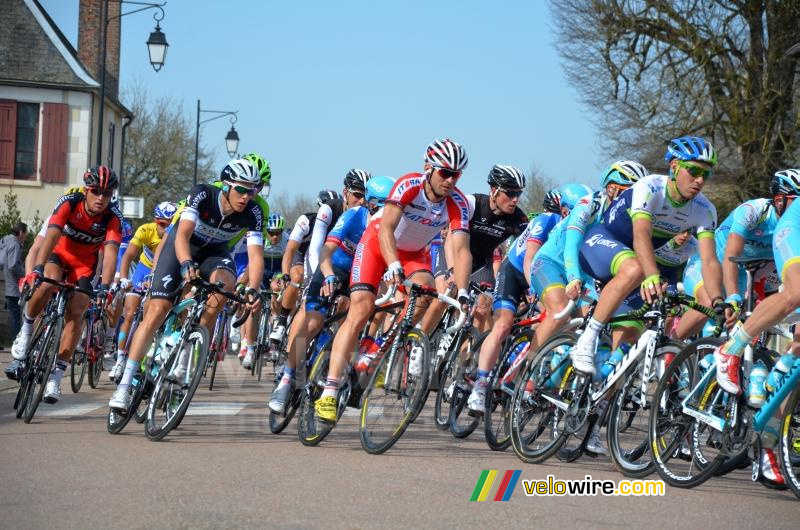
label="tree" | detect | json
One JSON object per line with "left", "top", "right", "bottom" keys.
{"left": 519, "top": 164, "right": 557, "bottom": 215}
{"left": 122, "top": 85, "right": 215, "bottom": 221}
{"left": 268, "top": 191, "right": 317, "bottom": 227}
{"left": 0, "top": 191, "right": 42, "bottom": 251}
{"left": 550, "top": 0, "right": 800, "bottom": 210}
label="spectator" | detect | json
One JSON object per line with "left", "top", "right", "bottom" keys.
{"left": 2, "top": 222, "right": 28, "bottom": 340}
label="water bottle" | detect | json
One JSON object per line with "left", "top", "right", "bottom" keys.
{"left": 592, "top": 345, "right": 612, "bottom": 383}
{"left": 355, "top": 336, "right": 383, "bottom": 374}
{"left": 156, "top": 331, "right": 180, "bottom": 365}
{"left": 547, "top": 347, "right": 570, "bottom": 388}
{"left": 747, "top": 361, "right": 768, "bottom": 408}
{"left": 599, "top": 344, "right": 627, "bottom": 381}
{"left": 765, "top": 354, "right": 795, "bottom": 393}
{"left": 506, "top": 341, "right": 528, "bottom": 367}
{"left": 698, "top": 353, "right": 715, "bottom": 373}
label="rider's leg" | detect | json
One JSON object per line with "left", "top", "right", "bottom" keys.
{"left": 531, "top": 286, "right": 572, "bottom": 351}
{"left": 322, "top": 289, "right": 375, "bottom": 400}
{"left": 45, "top": 290, "right": 90, "bottom": 396}
{"left": 199, "top": 268, "right": 236, "bottom": 332}
{"left": 116, "top": 293, "right": 141, "bottom": 359}
{"left": 472, "top": 293, "right": 492, "bottom": 332}
{"left": 272, "top": 264, "right": 304, "bottom": 341}
{"left": 672, "top": 283, "right": 712, "bottom": 340}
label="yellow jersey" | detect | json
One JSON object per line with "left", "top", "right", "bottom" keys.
{"left": 129, "top": 222, "right": 162, "bottom": 268}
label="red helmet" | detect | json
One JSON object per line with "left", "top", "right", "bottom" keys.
{"left": 83, "top": 165, "right": 119, "bottom": 189}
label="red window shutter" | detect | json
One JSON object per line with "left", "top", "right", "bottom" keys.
{"left": 0, "top": 100, "right": 17, "bottom": 179}
{"left": 41, "top": 102, "right": 69, "bottom": 183}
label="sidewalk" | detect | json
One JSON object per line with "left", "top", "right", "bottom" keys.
{"left": 0, "top": 349, "right": 19, "bottom": 392}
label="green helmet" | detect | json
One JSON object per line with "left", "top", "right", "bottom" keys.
{"left": 243, "top": 152, "right": 271, "bottom": 184}
{"left": 527, "top": 211, "right": 540, "bottom": 221}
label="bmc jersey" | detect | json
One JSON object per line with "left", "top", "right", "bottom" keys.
{"left": 466, "top": 193, "right": 528, "bottom": 268}
{"left": 507, "top": 212, "right": 560, "bottom": 273}
{"left": 326, "top": 205, "right": 369, "bottom": 271}
{"left": 377, "top": 172, "right": 470, "bottom": 252}
{"left": 603, "top": 174, "right": 717, "bottom": 248}
{"left": 48, "top": 193, "right": 123, "bottom": 261}
{"left": 180, "top": 184, "right": 263, "bottom": 248}
{"left": 715, "top": 198, "right": 778, "bottom": 261}
{"left": 129, "top": 222, "right": 162, "bottom": 269}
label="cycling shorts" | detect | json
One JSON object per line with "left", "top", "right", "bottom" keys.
{"left": 578, "top": 224, "right": 637, "bottom": 284}
{"left": 350, "top": 234, "right": 431, "bottom": 293}
{"left": 530, "top": 255, "right": 566, "bottom": 298}
{"left": 305, "top": 265, "right": 351, "bottom": 313}
{"left": 149, "top": 229, "right": 237, "bottom": 300}
{"left": 234, "top": 251, "right": 249, "bottom": 278}
{"left": 47, "top": 246, "right": 96, "bottom": 286}
{"left": 492, "top": 258, "right": 527, "bottom": 312}
{"left": 682, "top": 254, "right": 779, "bottom": 300}
{"left": 130, "top": 261, "right": 152, "bottom": 294}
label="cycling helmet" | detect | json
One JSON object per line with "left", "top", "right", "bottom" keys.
{"left": 121, "top": 219, "right": 133, "bottom": 241}
{"left": 266, "top": 213, "right": 285, "bottom": 231}
{"left": 83, "top": 165, "right": 119, "bottom": 189}
{"left": 601, "top": 160, "right": 648, "bottom": 188}
{"left": 424, "top": 138, "right": 468, "bottom": 171}
{"left": 317, "top": 189, "right": 343, "bottom": 207}
{"left": 770, "top": 169, "right": 800, "bottom": 196}
{"left": 542, "top": 189, "right": 562, "bottom": 214}
{"left": 365, "top": 176, "right": 396, "bottom": 209}
{"left": 560, "top": 183, "right": 593, "bottom": 210}
{"left": 664, "top": 136, "right": 717, "bottom": 166}
{"left": 220, "top": 158, "right": 260, "bottom": 186}
{"left": 153, "top": 201, "right": 177, "bottom": 220}
{"left": 243, "top": 153, "right": 271, "bottom": 184}
{"left": 487, "top": 164, "right": 526, "bottom": 189}
{"left": 344, "top": 169, "right": 372, "bottom": 193}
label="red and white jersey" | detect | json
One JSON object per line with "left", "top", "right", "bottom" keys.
{"left": 364, "top": 172, "right": 470, "bottom": 252}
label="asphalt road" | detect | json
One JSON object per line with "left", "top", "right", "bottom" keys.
{"left": 0, "top": 354, "right": 798, "bottom": 529}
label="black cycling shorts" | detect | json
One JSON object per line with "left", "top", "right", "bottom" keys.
{"left": 304, "top": 265, "right": 351, "bottom": 313}
{"left": 492, "top": 258, "right": 527, "bottom": 312}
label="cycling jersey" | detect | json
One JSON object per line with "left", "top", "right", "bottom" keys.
{"left": 264, "top": 230, "right": 290, "bottom": 270}
{"left": 307, "top": 201, "right": 345, "bottom": 273}
{"left": 465, "top": 193, "right": 528, "bottom": 269}
{"left": 654, "top": 235, "right": 698, "bottom": 268}
{"left": 128, "top": 222, "right": 162, "bottom": 269}
{"left": 179, "top": 184, "right": 263, "bottom": 248}
{"left": 506, "top": 212, "right": 560, "bottom": 273}
{"left": 715, "top": 198, "right": 778, "bottom": 261}
{"left": 326, "top": 205, "right": 369, "bottom": 271}
{"left": 772, "top": 198, "right": 800, "bottom": 282}
{"left": 289, "top": 213, "right": 315, "bottom": 251}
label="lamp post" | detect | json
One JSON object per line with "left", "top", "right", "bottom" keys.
{"left": 95, "top": 1, "right": 168, "bottom": 166}
{"left": 193, "top": 100, "right": 239, "bottom": 185}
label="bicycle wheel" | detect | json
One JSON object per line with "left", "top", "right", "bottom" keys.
{"left": 359, "top": 328, "right": 430, "bottom": 454}
{"left": 448, "top": 331, "right": 485, "bottom": 439}
{"left": 88, "top": 319, "right": 106, "bottom": 389}
{"left": 268, "top": 347, "right": 295, "bottom": 434}
{"left": 107, "top": 370, "right": 147, "bottom": 434}
{"left": 780, "top": 385, "right": 800, "bottom": 499}
{"left": 433, "top": 328, "right": 478, "bottom": 431}
{"left": 607, "top": 341, "right": 681, "bottom": 478}
{"left": 648, "top": 338, "right": 726, "bottom": 488}
{"left": 297, "top": 341, "right": 340, "bottom": 446}
{"left": 23, "top": 320, "right": 62, "bottom": 423}
{"left": 70, "top": 349, "right": 87, "bottom": 393}
{"left": 509, "top": 333, "right": 577, "bottom": 464}
{"left": 485, "top": 331, "right": 532, "bottom": 451}
{"left": 145, "top": 325, "right": 210, "bottom": 441}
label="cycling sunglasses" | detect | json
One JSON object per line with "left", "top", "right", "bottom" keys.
{"left": 267, "top": 230, "right": 283, "bottom": 237}
{"left": 231, "top": 184, "right": 258, "bottom": 196}
{"left": 87, "top": 187, "right": 114, "bottom": 198}
{"left": 500, "top": 188, "right": 523, "bottom": 199}
{"left": 435, "top": 168, "right": 462, "bottom": 180}
{"left": 347, "top": 189, "right": 365, "bottom": 199}
{"left": 677, "top": 160, "right": 713, "bottom": 179}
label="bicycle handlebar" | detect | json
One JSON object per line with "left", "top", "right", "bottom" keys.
{"left": 375, "top": 284, "right": 397, "bottom": 306}
{"left": 554, "top": 299, "right": 575, "bottom": 320}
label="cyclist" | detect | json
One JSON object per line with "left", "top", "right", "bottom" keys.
{"left": 268, "top": 176, "right": 395, "bottom": 413}
{"left": 108, "top": 159, "right": 265, "bottom": 411}
{"left": 465, "top": 182, "right": 590, "bottom": 413}
{"left": 108, "top": 201, "right": 177, "bottom": 381}
{"left": 675, "top": 173, "right": 792, "bottom": 339}
{"left": 570, "top": 136, "right": 727, "bottom": 376}
{"left": 314, "top": 138, "right": 473, "bottom": 423}
{"left": 5, "top": 166, "right": 123, "bottom": 405}
{"left": 422, "top": 165, "right": 528, "bottom": 336}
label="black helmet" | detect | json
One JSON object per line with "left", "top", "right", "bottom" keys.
{"left": 343, "top": 169, "right": 372, "bottom": 193}
{"left": 487, "top": 164, "right": 526, "bottom": 189}
{"left": 83, "top": 165, "right": 119, "bottom": 189}
{"left": 542, "top": 189, "right": 562, "bottom": 214}
{"left": 317, "top": 189, "right": 343, "bottom": 207}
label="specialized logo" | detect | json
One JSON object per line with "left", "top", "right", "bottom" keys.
{"left": 470, "top": 470, "right": 521, "bottom": 501}
{"left": 162, "top": 274, "right": 173, "bottom": 289}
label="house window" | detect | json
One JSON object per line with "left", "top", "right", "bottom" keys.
{"left": 15, "top": 102, "right": 39, "bottom": 179}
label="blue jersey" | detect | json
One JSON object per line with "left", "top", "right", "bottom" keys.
{"left": 326, "top": 205, "right": 369, "bottom": 271}
{"left": 774, "top": 198, "right": 800, "bottom": 281}
{"left": 507, "top": 212, "right": 560, "bottom": 273}
{"left": 715, "top": 198, "right": 778, "bottom": 262}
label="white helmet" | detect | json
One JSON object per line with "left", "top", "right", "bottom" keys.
{"left": 220, "top": 158, "right": 260, "bottom": 186}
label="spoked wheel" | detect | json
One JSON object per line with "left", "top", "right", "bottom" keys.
{"left": 145, "top": 326, "right": 210, "bottom": 441}
{"left": 509, "top": 333, "right": 577, "bottom": 464}
{"left": 448, "top": 331, "right": 485, "bottom": 439}
{"left": 648, "top": 338, "right": 727, "bottom": 488}
{"left": 88, "top": 319, "right": 107, "bottom": 389}
{"left": 780, "top": 385, "right": 800, "bottom": 499}
{"left": 70, "top": 349, "right": 87, "bottom": 393}
{"left": 297, "top": 341, "right": 342, "bottom": 446}
{"left": 485, "top": 332, "right": 532, "bottom": 451}
{"left": 434, "top": 328, "right": 478, "bottom": 431}
{"left": 208, "top": 348, "right": 221, "bottom": 391}
{"left": 268, "top": 348, "right": 297, "bottom": 435}
{"left": 23, "top": 321, "right": 61, "bottom": 424}
{"left": 107, "top": 370, "right": 147, "bottom": 434}
{"left": 359, "top": 328, "right": 430, "bottom": 454}
{"left": 88, "top": 356, "right": 103, "bottom": 389}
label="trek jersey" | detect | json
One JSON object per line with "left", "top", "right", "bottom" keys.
{"left": 466, "top": 193, "right": 528, "bottom": 269}
{"left": 48, "top": 192, "right": 123, "bottom": 261}
{"left": 128, "top": 222, "right": 162, "bottom": 268}
{"left": 325, "top": 205, "right": 370, "bottom": 271}
{"left": 537, "top": 191, "right": 607, "bottom": 282}
{"left": 506, "top": 211, "right": 560, "bottom": 273}
{"left": 366, "top": 172, "right": 469, "bottom": 252}
{"left": 603, "top": 174, "right": 717, "bottom": 248}
{"left": 714, "top": 198, "right": 779, "bottom": 261}
{"left": 179, "top": 184, "right": 263, "bottom": 248}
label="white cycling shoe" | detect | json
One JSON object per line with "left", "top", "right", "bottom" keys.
{"left": 43, "top": 379, "right": 62, "bottom": 404}
{"left": 11, "top": 332, "right": 31, "bottom": 361}
{"left": 570, "top": 336, "right": 596, "bottom": 375}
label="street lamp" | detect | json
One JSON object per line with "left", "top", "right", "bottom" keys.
{"left": 193, "top": 100, "right": 239, "bottom": 185}
{"left": 96, "top": 1, "right": 168, "bottom": 166}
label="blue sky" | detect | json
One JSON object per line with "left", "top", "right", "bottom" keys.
{"left": 40, "top": 0, "right": 603, "bottom": 197}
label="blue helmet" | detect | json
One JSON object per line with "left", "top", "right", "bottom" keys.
{"left": 559, "top": 183, "right": 593, "bottom": 211}
{"left": 267, "top": 213, "right": 286, "bottom": 231}
{"left": 600, "top": 160, "right": 648, "bottom": 188}
{"left": 664, "top": 136, "right": 717, "bottom": 166}
{"left": 121, "top": 219, "right": 133, "bottom": 241}
{"left": 365, "top": 176, "right": 396, "bottom": 209}
{"left": 153, "top": 201, "right": 177, "bottom": 220}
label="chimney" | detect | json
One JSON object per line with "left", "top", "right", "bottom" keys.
{"left": 77, "top": 0, "right": 121, "bottom": 99}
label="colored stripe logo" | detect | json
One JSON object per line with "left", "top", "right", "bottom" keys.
{"left": 470, "top": 470, "right": 521, "bottom": 501}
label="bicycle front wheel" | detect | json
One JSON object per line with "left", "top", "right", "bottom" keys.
{"left": 23, "top": 319, "right": 62, "bottom": 423}
{"left": 434, "top": 327, "right": 479, "bottom": 431}
{"left": 297, "top": 341, "right": 337, "bottom": 446}
{"left": 70, "top": 349, "right": 87, "bottom": 393}
{"left": 485, "top": 331, "right": 532, "bottom": 451}
{"left": 359, "top": 328, "right": 430, "bottom": 454}
{"left": 145, "top": 325, "right": 210, "bottom": 441}
{"left": 780, "top": 384, "right": 800, "bottom": 498}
